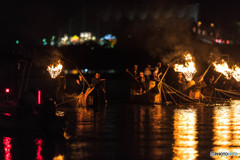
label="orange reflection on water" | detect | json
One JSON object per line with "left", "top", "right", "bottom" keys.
{"left": 212, "top": 101, "right": 240, "bottom": 160}
{"left": 149, "top": 105, "right": 167, "bottom": 157}
{"left": 53, "top": 154, "right": 64, "bottom": 160}
{"left": 231, "top": 101, "right": 240, "bottom": 147}
{"left": 173, "top": 108, "right": 198, "bottom": 160}
{"left": 3, "top": 137, "right": 12, "bottom": 160}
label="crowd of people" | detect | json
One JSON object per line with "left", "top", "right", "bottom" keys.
{"left": 125, "top": 62, "right": 166, "bottom": 94}
{"left": 125, "top": 62, "right": 237, "bottom": 103}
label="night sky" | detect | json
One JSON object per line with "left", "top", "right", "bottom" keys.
{"left": 1, "top": 0, "right": 240, "bottom": 45}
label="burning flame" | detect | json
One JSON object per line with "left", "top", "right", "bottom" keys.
{"left": 232, "top": 65, "right": 240, "bottom": 82}
{"left": 213, "top": 60, "right": 240, "bottom": 82}
{"left": 213, "top": 59, "right": 232, "bottom": 79}
{"left": 47, "top": 60, "right": 63, "bottom": 79}
{"left": 174, "top": 52, "right": 197, "bottom": 81}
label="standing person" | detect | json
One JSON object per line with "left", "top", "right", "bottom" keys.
{"left": 157, "top": 62, "right": 164, "bottom": 79}
{"left": 138, "top": 72, "right": 147, "bottom": 93}
{"left": 126, "top": 65, "right": 139, "bottom": 78}
{"left": 56, "top": 75, "right": 66, "bottom": 103}
{"left": 202, "top": 75, "right": 216, "bottom": 102}
{"left": 91, "top": 73, "right": 106, "bottom": 106}
{"left": 76, "top": 75, "right": 86, "bottom": 94}
{"left": 91, "top": 73, "right": 105, "bottom": 91}
{"left": 177, "top": 73, "right": 186, "bottom": 92}
{"left": 186, "top": 76, "right": 207, "bottom": 100}
{"left": 152, "top": 66, "right": 161, "bottom": 83}
{"left": 132, "top": 65, "right": 139, "bottom": 78}
{"left": 144, "top": 65, "right": 152, "bottom": 92}
{"left": 126, "top": 65, "right": 139, "bottom": 93}
{"left": 144, "top": 65, "right": 152, "bottom": 82}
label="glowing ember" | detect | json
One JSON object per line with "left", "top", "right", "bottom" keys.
{"left": 47, "top": 60, "right": 63, "bottom": 79}
{"left": 174, "top": 52, "right": 197, "bottom": 81}
{"left": 212, "top": 59, "right": 232, "bottom": 79}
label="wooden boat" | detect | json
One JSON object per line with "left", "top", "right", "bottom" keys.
{"left": 129, "top": 81, "right": 161, "bottom": 104}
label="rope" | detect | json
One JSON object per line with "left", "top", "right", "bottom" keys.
{"left": 216, "top": 89, "right": 240, "bottom": 99}
{"left": 164, "top": 83, "right": 197, "bottom": 102}
{"left": 216, "top": 88, "right": 240, "bottom": 96}
{"left": 163, "top": 83, "right": 197, "bottom": 103}
{"left": 56, "top": 98, "right": 76, "bottom": 106}
{"left": 161, "top": 83, "right": 168, "bottom": 103}
{"left": 63, "top": 57, "right": 91, "bottom": 88}
{"left": 203, "top": 95, "right": 229, "bottom": 101}
{"left": 215, "top": 89, "right": 223, "bottom": 99}
{"left": 162, "top": 83, "right": 177, "bottom": 105}
{"left": 213, "top": 89, "right": 216, "bottom": 102}
{"left": 157, "top": 67, "right": 169, "bottom": 97}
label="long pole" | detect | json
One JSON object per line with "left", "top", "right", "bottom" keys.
{"left": 201, "top": 64, "right": 211, "bottom": 78}
{"left": 63, "top": 57, "right": 91, "bottom": 88}
{"left": 126, "top": 69, "right": 139, "bottom": 84}
{"left": 24, "top": 49, "right": 34, "bottom": 92}
{"left": 214, "top": 73, "right": 222, "bottom": 84}
{"left": 18, "top": 60, "right": 27, "bottom": 99}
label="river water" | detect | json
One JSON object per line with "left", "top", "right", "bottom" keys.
{"left": 1, "top": 100, "right": 240, "bottom": 160}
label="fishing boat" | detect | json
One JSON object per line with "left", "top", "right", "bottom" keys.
{"left": 129, "top": 81, "right": 161, "bottom": 104}
{"left": 129, "top": 57, "right": 240, "bottom": 105}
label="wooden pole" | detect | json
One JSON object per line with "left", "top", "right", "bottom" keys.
{"left": 24, "top": 49, "right": 34, "bottom": 92}
{"left": 201, "top": 64, "right": 211, "bottom": 79}
{"left": 63, "top": 57, "right": 91, "bottom": 88}
{"left": 214, "top": 74, "right": 222, "bottom": 84}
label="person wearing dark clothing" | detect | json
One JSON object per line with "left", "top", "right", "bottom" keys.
{"left": 131, "top": 65, "right": 139, "bottom": 78}
{"left": 138, "top": 72, "right": 147, "bottom": 93}
{"left": 126, "top": 65, "right": 139, "bottom": 93}
{"left": 177, "top": 73, "right": 186, "bottom": 92}
{"left": 157, "top": 62, "right": 164, "bottom": 79}
{"left": 76, "top": 75, "right": 86, "bottom": 94}
{"left": 91, "top": 73, "right": 105, "bottom": 89}
{"left": 56, "top": 75, "right": 66, "bottom": 103}
{"left": 144, "top": 65, "right": 152, "bottom": 82}
{"left": 203, "top": 75, "right": 216, "bottom": 103}
{"left": 153, "top": 67, "right": 161, "bottom": 83}
{"left": 91, "top": 73, "right": 106, "bottom": 106}
{"left": 144, "top": 65, "right": 152, "bottom": 92}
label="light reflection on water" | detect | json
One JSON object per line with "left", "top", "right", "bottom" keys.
{"left": 68, "top": 103, "right": 240, "bottom": 159}
{"left": 35, "top": 138, "right": 43, "bottom": 160}
{"left": 3, "top": 137, "right": 12, "bottom": 160}
{"left": 212, "top": 100, "right": 240, "bottom": 160}
{"left": 173, "top": 107, "right": 198, "bottom": 160}
{"left": 3, "top": 100, "right": 240, "bottom": 159}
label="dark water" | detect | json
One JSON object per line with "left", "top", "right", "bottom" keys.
{"left": 1, "top": 101, "right": 240, "bottom": 160}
